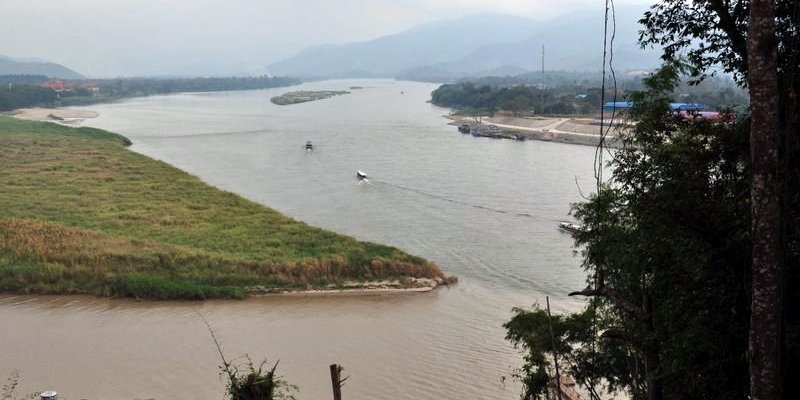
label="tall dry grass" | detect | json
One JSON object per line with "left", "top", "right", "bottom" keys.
{"left": 0, "top": 218, "right": 443, "bottom": 299}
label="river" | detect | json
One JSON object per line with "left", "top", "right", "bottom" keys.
{"left": 0, "top": 80, "right": 598, "bottom": 399}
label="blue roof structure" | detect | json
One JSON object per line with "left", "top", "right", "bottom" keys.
{"left": 602, "top": 102, "right": 706, "bottom": 111}
{"left": 669, "top": 103, "right": 706, "bottom": 111}
{"left": 602, "top": 101, "right": 634, "bottom": 109}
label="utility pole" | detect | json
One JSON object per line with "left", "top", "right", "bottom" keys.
{"left": 541, "top": 44, "right": 545, "bottom": 114}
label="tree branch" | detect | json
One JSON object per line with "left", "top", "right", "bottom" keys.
{"left": 707, "top": 0, "right": 749, "bottom": 65}
{"left": 569, "top": 286, "right": 649, "bottom": 320}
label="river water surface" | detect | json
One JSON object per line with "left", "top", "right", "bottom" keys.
{"left": 1, "top": 80, "right": 598, "bottom": 399}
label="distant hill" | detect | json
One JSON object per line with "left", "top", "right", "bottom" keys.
{"left": 428, "top": 7, "right": 659, "bottom": 76}
{"left": 396, "top": 65, "right": 531, "bottom": 83}
{"left": 267, "top": 13, "right": 544, "bottom": 78}
{"left": 0, "top": 55, "right": 84, "bottom": 79}
{"left": 269, "top": 7, "right": 660, "bottom": 81}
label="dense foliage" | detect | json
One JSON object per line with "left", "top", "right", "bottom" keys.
{"left": 430, "top": 74, "right": 747, "bottom": 116}
{"left": 507, "top": 64, "right": 752, "bottom": 399}
{"left": 431, "top": 82, "right": 602, "bottom": 115}
{"left": 505, "top": 0, "right": 798, "bottom": 397}
{"left": 641, "top": 0, "right": 799, "bottom": 396}
{"left": 222, "top": 358, "right": 296, "bottom": 400}
{"left": 0, "top": 84, "right": 57, "bottom": 111}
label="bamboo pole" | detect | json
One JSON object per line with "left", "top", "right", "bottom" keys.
{"left": 546, "top": 296, "right": 563, "bottom": 400}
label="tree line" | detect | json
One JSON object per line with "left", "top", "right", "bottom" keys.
{"left": 0, "top": 75, "right": 300, "bottom": 111}
{"left": 85, "top": 75, "right": 300, "bottom": 98}
{"left": 0, "top": 83, "right": 57, "bottom": 111}
{"left": 430, "top": 73, "right": 748, "bottom": 117}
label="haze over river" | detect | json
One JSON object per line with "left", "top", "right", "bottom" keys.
{"left": 1, "top": 80, "right": 598, "bottom": 399}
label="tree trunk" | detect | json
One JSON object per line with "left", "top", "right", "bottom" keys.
{"left": 641, "top": 294, "right": 663, "bottom": 400}
{"left": 747, "top": 0, "right": 782, "bottom": 399}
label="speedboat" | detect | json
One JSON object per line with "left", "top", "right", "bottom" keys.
{"left": 356, "top": 170, "right": 368, "bottom": 180}
{"left": 557, "top": 222, "right": 583, "bottom": 236}
{"left": 305, "top": 140, "right": 313, "bottom": 150}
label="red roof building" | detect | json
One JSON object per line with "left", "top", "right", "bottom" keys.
{"left": 41, "top": 79, "right": 75, "bottom": 92}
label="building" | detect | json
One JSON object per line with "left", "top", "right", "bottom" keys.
{"left": 594, "top": 101, "right": 728, "bottom": 124}
{"left": 41, "top": 79, "right": 75, "bottom": 92}
{"left": 79, "top": 83, "right": 100, "bottom": 93}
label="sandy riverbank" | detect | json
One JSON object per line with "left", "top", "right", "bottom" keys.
{"left": 447, "top": 115, "right": 624, "bottom": 148}
{"left": 251, "top": 276, "right": 456, "bottom": 296}
{"left": 7, "top": 107, "right": 99, "bottom": 123}
{"left": 267, "top": 287, "right": 435, "bottom": 296}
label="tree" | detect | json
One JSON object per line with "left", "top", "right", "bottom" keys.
{"left": 641, "top": 0, "right": 796, "bottom": 397}
{"left": 746, "top": 1, "right": 782, "bottom": 399}
{"left": 0, "top": 84, "right": 57, "bottom": 111}
{"left": 505, "top": 305, "right": 596, "bottom": 399}
{"left": 505, "top": 0, "right": 799, "bottom": 397}
{"left": 507, "top": 63, "right": 753, "bottom": 400}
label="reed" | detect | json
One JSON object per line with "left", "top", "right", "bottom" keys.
{"left": 0, "top": 117, "right": 445, "bottom": 299}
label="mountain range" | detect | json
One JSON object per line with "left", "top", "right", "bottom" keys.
{"left": 268, "top": 6, "right": 661, "bottom": 81}
{"left": 0, "top": 55, "right": 84, "bottom": 79}
{"left": 2, "top": 7, "right": 660, "bottom": 82}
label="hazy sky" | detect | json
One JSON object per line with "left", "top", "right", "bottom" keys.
{"left": 1, "top": 0, "right": 652, "bottom": 77}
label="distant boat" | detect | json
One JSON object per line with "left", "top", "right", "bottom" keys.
{"left": 305, "top": 140, "right": 313, "bottom": 151}
{"left": 557, "top": 222, "right": 583, "bottom": 236}
{"left": 458, "top": 124, "right": 471, "bottom": 133}
{"left": 356, "top": 170, "right": 368, "bottom": 180}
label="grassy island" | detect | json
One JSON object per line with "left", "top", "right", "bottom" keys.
{"left": 270, "top": 90, "right": 350, "bottom": 105}
{"left": 0, "top": 117, "right": 445, "bottom": 299}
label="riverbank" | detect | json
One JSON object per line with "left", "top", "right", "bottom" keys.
{"left": 446, "top": 115, "right": 624, "bottom": 147}
{"left": 271, "top": 90, "right": 350, "bottom": 105}
{"left": 5, "top": 107, "right": 99, "bottom": 123}
{"left": 254, "top": 277, "right": 454, "bottom": 296}
{"left": 0, "top": 76, "right": 302, "bottom": 112}
{"left": 0, "top": 117, "right": 447, "bottom": 299}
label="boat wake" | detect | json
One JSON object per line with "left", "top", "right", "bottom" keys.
{"left": 369, "top": 178, "right": 540, "bottom": 220}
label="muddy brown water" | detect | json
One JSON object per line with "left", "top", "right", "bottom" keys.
{"left": 1, "top": 80, "right": 599, "bottom": 399}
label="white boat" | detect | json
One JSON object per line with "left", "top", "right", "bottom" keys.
{"left": 557, "top": 222, "right": 582, "bottom": 236}
{"left": 356, "top": 170, "right": 368, "bottom": 180}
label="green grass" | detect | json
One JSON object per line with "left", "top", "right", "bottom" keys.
{"left": 270, "top": 91, "right": 350, "bottom": 105}
{"left": 0, "top": 117, "right": 443, "bottom": 299}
